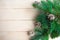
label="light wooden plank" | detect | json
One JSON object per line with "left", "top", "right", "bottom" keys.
{"left": 0, "top": 0, "right": 40, "bottom": 8}
{"left": 0, "top": 21, "right": 34, "bottom": 31}
{"left": 0, "top": 9, "right": 38, "bottom": 20}
{"left": 0, "top": 32, "right": 29, "bottom": 40}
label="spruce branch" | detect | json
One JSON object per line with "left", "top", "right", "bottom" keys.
{"left": 31, "top": 0, "right": 60, "bottom": 40}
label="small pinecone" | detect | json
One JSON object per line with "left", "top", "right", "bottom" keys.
{"left": 27, "top": 30, "right": 35, "bottom": 37}
{"left": 34, "top": 22, "right": 41, "bottom": 27}
{"left": 48, "top": 14, "right": 55, "bottom": 20}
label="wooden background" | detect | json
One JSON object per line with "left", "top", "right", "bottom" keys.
{"left": 0, "top": 0, "right": 60, "bottom": 40}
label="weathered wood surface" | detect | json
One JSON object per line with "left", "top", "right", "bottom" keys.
{"left": 0, "top": 0, "right": 40, "bottom": 31}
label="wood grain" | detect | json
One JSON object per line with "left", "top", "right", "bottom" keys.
{"left": 0, "top": 0, "right": 40, "bottom": 8}
{"left": 0, "top": 9, "right": 38, "bottom": 20}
